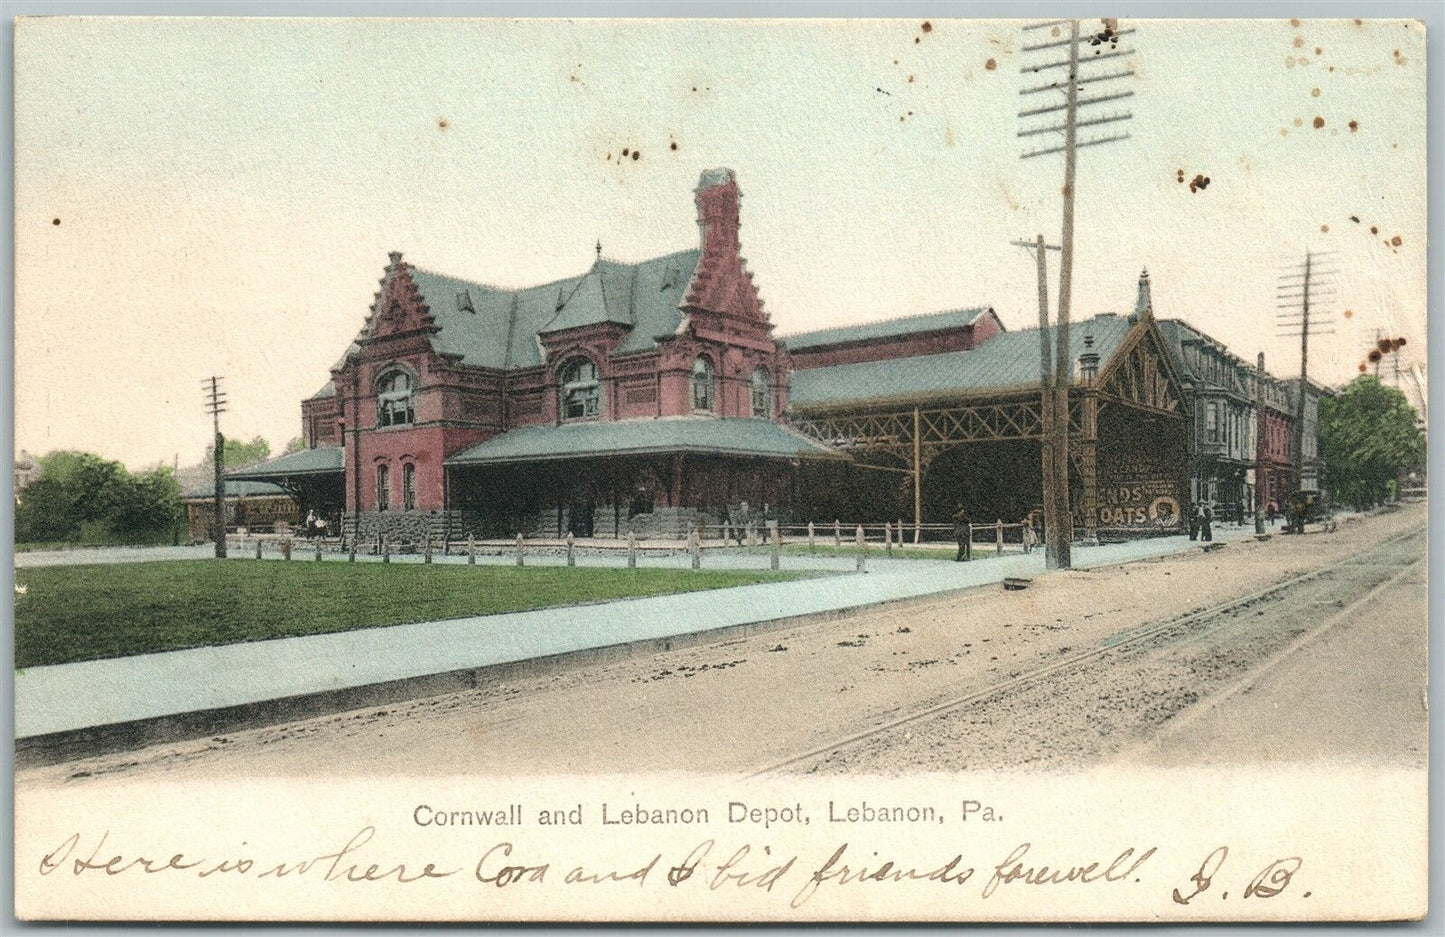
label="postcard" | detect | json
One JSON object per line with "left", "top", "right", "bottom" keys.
{"left": 11, "top": 13, "right": 1429, "bottom": 922}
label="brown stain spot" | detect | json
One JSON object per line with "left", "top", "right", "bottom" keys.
{"left": 1293, "top": 36, "right": 1304, "bottom": 48}
{"left": 670, "top": 141, "right": 678, "bottom": 151}
{"left": 622, "top": 147, "right": 630, "bottom": 156}
{"left": 1354, "top": 18, "right": 1363, "bottom": 26}
{"left": 1311, "top": 87, "right": 1321, "bottom": 97}
{"left": 1370, "top": 226, "right": 1379, "bottom": 234}
{"left": 1350, "top": 215, "right": 1360, "bottom": 223}
{"left": 921, "top": 21, "right": 932, "bottom": 33}
{"left": 1349, "top": 119, "right": 1359, "bottom": 132}
{"left": 692, "top": 86, "right": 698, "bottom": 91}
{"left": 1286, "top": 56, "right": 1296, "bottom": 68}
{"left": 631, "top": 150, "right": 641, "bottom": 161}
{"left": 1393, "top": 49, "right": 1408, "bottom": 65}
{"left": 1391, "top": 235, "right": 1402, "bottom": 247}
{"left": 908, "top": 74, "right": 915, "bottom": 83}
{"left": 1279, "top": 128, "right": 1289, "bottom": 136}
{"left": 1188, "top": 174, "right": 1210, "bottom": 193}
{"left": 1291, "top": 17, "right": 1301, "bottom": 27}
{"left": 1313, "top": 116, "right": 1325, "bottom": 129}
{"left": 1344, "top": 309, "right": 1355, "bottom": 318}
{"left": 1176, "top": 168, "right": 1185, "bottom": 183}
{"left": 437, "top": 117, "right": 449, "bottom": 131}
{"left": 1314, "top": 47, "right": 1322, "bottom": 55}
{"left": 1299, "top": 57, "right": 1309, "bottom": 66}
{"left": 1359, "top": 363, "right": 1368, "bottom": 373}
{"left": 51, "top": 218, "right": 60, "bottom": 226}
{"left": 1320, "top": 224, "right": 1329, "bottom": 233}
{"left": 1293, "top": 117, "right": 1304, "bottom": 127}
{"left": 985, "top": 58, "right": 997, "bottom": 71}
{"left": 914, "top": 37, "right": 920, "bottom": 44}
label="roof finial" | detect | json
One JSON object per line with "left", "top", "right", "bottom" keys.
{"left": 595, "top": 239, "right": 603, "bottom": 260}
{"left": 1133, "top": 267, "right": 1153, "bottom": 321}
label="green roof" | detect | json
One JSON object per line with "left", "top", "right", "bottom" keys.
{"left": 446, "top": 418, "right": 842, "bottom": 466}
{"left": 781, "top": 307, "right": 992, "bottom": 351}
{"left": 395, "top": 250, "right": 700, "bottom": 370}
{"left": 788, "top": 313, "right": 1135, "bottom": 409}
{"left": 183, "top": 480, "right": 292, "bottom": 500}
{"left": 227, "top": 446, "right": 344, "bottom": 479}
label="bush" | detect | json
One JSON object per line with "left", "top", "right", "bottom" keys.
{"left": 14, "top": 451, "right": 184, "bottom": 547}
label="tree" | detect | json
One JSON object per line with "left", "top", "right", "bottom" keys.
{"left": 15, "top": 451, "right": 184, "bottom": 545}
{"left": 203, "top": 435, "right": 271, "bottom": 469}
{"left": 1319, "top": 376, "right": 1425, "bottom": 510}
{"left": 283, "top": 436, "right": 306, "bottom": 454}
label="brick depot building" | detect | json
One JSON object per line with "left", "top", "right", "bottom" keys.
{"left": 232, "top": 168, "right": 1315, "bottom": 543}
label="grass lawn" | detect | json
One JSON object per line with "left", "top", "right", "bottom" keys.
{"left": 13, "top": 560, "right": 805, "bottom": 669}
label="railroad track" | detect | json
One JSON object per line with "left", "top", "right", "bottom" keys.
{"left": 751, "top": 523, "right": 1424, "bottom": 777}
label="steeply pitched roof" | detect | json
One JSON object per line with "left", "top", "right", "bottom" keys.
{"left": 446, "top": 417, "right": 843, "bottom": 466}
{"left": 357, "top": 250, "right": 701, "bottom": 372}
{"left": 227, "top": 446, "right": 344, "bottom": 479}
{"left": 781, "top": 307, "right": 993, "bottom": 352}
{"left": 788, "top": 314, "right": 1134, "bottom": 408}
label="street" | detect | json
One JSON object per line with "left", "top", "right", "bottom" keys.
{"left": 15, "top": 504, "right": 1426, "bottom": 789}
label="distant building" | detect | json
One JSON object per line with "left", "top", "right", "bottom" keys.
{"left": 14, "top": 449, "right": 41, "bottom": 495}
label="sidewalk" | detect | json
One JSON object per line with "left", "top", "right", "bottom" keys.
{"left": 15, "top": 521, "right": 1270, "bottom": 741}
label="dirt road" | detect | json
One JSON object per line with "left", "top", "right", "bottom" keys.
{"left": 17, "top": 505, "right": 1426, "bottom": 789}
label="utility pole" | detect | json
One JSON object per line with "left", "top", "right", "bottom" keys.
{"left": 1019, "top": 17, "right": 1135, "bottom": 569}
{"left": 1012, "top": 235, "right": 1062, "bottom": 567}
{"left": 204, "top": 376, "right": 228, "bottom": 558}
{"left": 1277, "top": 250, "right": 1336, "bottom": 496}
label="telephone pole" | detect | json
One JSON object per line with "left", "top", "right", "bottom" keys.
{"left": 204, "top": 376, "right": 228, "bottom": 558}
{"left": 1277, "top": 250, "right": 1336, "bottom": 495}
{"left": 1019, "top": 17, "right": 1136, "bottom": 568}
{"left": 1254, "top": 352, "right": 1266, "bottom": 535}
{"left": 1012, "top": 235, "right": 1063, "bottom": 568}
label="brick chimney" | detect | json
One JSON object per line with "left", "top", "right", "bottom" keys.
{"left": 694, "top": 168, "right": 741, "bottom": 259}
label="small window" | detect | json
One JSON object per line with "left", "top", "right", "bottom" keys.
{"left": 402, "top": 463, "right": 416, "bottom": 511}
{"left": 377, "top": 370, "right": 415, "bottom": 427}
{"left": 691, "top": 358, "right": 714, "bottom": 412}
{"left": 559, "top": 358, "right": 601, "bottom": 420}
{"left": 750, "top": 369, "right": 772, "bottom": 418}
{"left": 376, "top": 464, "right": 390, "bottom": 512}
{"left": 1206, "top": 401, "right": 1219, "bottom": 442}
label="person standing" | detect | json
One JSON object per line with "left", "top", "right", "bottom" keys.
{"left": 953, "top": 509, "right": 972, "bottom": 562}
{"left": 1187, "top": 501, "right": 1199, "bottom": 541}
{"left": 1200, "top": 503, "right": 1214, "bottom": 542}
{"left": 1022, "top": 515, "right": 1039, "bottom": 554}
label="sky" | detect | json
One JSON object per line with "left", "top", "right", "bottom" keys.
{"left": 14, "top": 16, "right": 1428, "bottom": 469}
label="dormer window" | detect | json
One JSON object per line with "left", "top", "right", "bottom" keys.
{"left": 692, "top": 358, "right": 714, "bottom": 412}
{"left": 750, "top": 369, "right": 772, "bottom": 418}
{"left": 560, "top": 357, "right": 601, "bottom": 420}
{"left": 376, "top": 369, "right": 416, "bottom": 427}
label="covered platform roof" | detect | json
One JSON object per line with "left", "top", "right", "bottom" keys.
{"left": 226, "top": 446, "right": 344, "bottom": 480}
{"left": 789, "top": 313, "right": 1135, "bottom": 409}
{"left": 446, "top": 418, "right": 843, "bottom": 466}
{"left": 182, "top": 480, "right": 292, "bottom": 501}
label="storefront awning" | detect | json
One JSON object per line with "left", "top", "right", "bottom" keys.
{"left": 446, "top": 418, "right": 844, "bottom": 467}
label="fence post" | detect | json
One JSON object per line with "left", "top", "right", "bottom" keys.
{"left": 468, "top": 535, "right": 476, "bottom": 565}
{"left": 996, "top": 519, "right": 1003, "bottom": 555}
{"left": 315, "top": 540, "right": 323, "bottom": 561}
{"left": 690, "top": 529, "right": 701, "bottom": 570}
{"left": 770, "top": 524, "right": 781, "bottom": 570}
{"left": 515, "top": 533, "right": 525, "bottom": 567}
{"left": 807, "top": 521, "right": 816, "bottom": 552}
{"left": 566, "top": 531, "right": 576, "bottom": 567}
{"left": 885, "top": 521, "right": 893, "bottom": 555}
{"left": 855, "top": 524, "right": 867, "bottom": 573}
{"left": 281, "top": 537, "right": 292, "bottom": 561}
{"left": 834, "top": 520, "right": 842, "bottom": 547}
{"left": 382, "top": 538, "right": 390, "bottom": 563}
{"left": 628, "top": 531, "right": 638, "bottom": 569}
{"left": 348, "top": 543, "right": 356, "bottom": 562}
{"left": 255, "top": 539, "right": 262, "bottom": 560}
{"left": 424, "top": 535, "right": 433, "bottom": 564}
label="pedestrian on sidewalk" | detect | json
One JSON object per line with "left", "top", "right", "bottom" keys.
{"left": 1022, "top": 514, "right": 1039, "bottom": 554}
{"left": 953, "top": 508, "right": 972, "bottom": 562}
{"left": 1187, "top": 502, "right": 1199, "bottom": 541}
{"left": 1200, "top": 503, "right": 1214, "bottom": 542}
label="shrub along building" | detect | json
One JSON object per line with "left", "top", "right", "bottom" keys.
{"left": 230, "top": 169, "right": 838, "bottom": 544}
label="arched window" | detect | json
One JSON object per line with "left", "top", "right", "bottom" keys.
{"left": 559, "top": 357, "right": 601, "bottom": 420}
{"left": 376, "top": 369, "right": 415, "bottom": 427}
{"left": 750, "top": 369, "right": 772, "bottom": 418}
{"left": 376, "top": 464, "right": 390, "bottom": 512}
{"left": 691, "top": 358, "right": 714, "bottom": 412}
{"left": 402, "top": 463, "right": 416, "bottom": 511}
